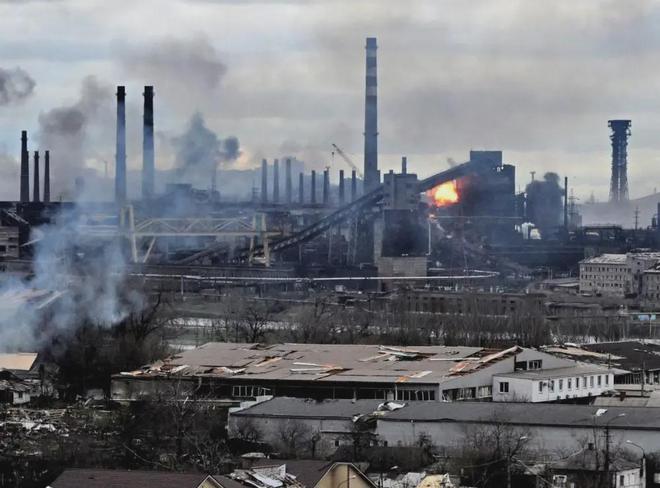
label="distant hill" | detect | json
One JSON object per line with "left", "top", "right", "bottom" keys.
{"left": 579, "top": 192, "right": 660, "bottom": 228}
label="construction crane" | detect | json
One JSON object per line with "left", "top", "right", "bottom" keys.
{"left": 331, "top": 143, "right": 363, "bottom": 179}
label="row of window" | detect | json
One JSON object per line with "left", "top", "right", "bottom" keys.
{"left": 541, "top": 374, "right": 609, "bottom": 393}
{"left": 498, "top": 374, "right": 611, "bottom": 395}
{"left": 396, "top": 389, "right": 435, "bottom": 401}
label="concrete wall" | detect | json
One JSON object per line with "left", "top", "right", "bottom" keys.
{"left": 228, "top": 414, "right": 353, "bottom": 458}
{"left": 376, "top": 418, "right": 660, "bottom": 455}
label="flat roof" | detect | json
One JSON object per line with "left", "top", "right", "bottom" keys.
{"left": 232, "top": 397, "right": 660, "bottom": 430}
{"left": 119, "top": 342, "right": 515, "bottom": 385}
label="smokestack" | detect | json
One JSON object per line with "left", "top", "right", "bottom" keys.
{"left": 44, "top": 150, "right": 50, "bottom": 203}
{"left": 401, "top": 156, "right": 407, "bottom": 174}
{"left": 273, "top": 159, "right": 280, "bottom": 203}
{"left": 564, "top": 176, "right": 569, "bottom": 230}
{"left": 311, "top": 170, "right": 316, "bottom": 204}
{"left": 363, "top": 37, "right": 379, "bottom": 191}
{"left": 20, "top": 131, "right": 29, "bottom": 203}
{"left": 261, "top": 158, "right": 268, "bottom": 204}
{"left": 115, "top": 86, "right": 127, "bottom": 205}
{"left": 339, "top": 169, "right": 345, "bottom": 205}
{"left": 608, "top": 119, "right": 631, "bottom": 203}
{"left": 351, "top": 170, "right": 357, "bottom": 202}
{"left": 33, "top": 151, "right": 40, "bottom": 202}
{"left": 142, "top": 86, "right": 155, "bottom": 200}
{"left": 323, "top": 169, "right": 329, "bottom": 205}
{"left": 285, "top": 158, "right": 292, "bottom": 204}
{"left": 299, "top": 172, "right": 304, "bottom": 203}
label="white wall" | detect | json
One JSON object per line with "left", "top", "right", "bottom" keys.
{"left": 493, "top": 372, "right": 615, "bottom": 403}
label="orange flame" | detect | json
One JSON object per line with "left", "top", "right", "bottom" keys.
{"left": 428, "top": 180, "right": 459, "bottom": 207}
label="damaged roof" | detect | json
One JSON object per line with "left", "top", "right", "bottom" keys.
{"left": 119, "top": 343, "right": 519, "bottom": 385}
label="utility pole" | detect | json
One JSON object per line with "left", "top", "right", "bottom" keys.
{"left": 635, "top": 206, "right": 640, "bottom": 232}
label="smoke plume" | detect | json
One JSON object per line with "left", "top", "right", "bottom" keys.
{"left": 526, "top": 172, "right": 564, "bottom": 237}
{"left": 172, "top": 112, "right": 240, "bottom": 188}
{"left": 37, "top": 76, "right": 112, "bottom": 198}
{"left": 0, "top": 66, "right": 35, "bottom": 106}
{"left": 121, "top": 36, "right": 226, "bottom": 111}
{"left": 0, "top": 205, "right": 142, "bottom": 351}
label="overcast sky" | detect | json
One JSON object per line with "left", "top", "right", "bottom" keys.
{"left": 0, "top": 0, "right": 659, "bottom": 201}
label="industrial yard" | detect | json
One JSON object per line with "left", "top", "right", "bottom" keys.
{"left": 4, "top": 1, "right": 660, "bottom": 487}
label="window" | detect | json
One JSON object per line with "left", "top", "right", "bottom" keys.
{"left": 590, "top": 376, "right": 594, "bottom": 387}
{"left": 538, "top": 382, "right": 543, "bottom": 393}
{"left": 576, "top": 377, "right": 580, "bottom": 389}
{"left": 499, "top": 382, "right": 509, "bottom": 393}
{"left": 567, "top": 378, "right": 572, "bottom": 390}
{"left": 598, "top": 376, "right": 602, "bottom": 387}
{"left": 559, "top": 379, "right": 564, "bottom": 391}
{"left": 335, "top": 439, "right": 340, "bottom": 447}
{"left": 396, "top": 389, "right": 436, "bottom": 401}
{"left": 619, "top": 475, "right": 624, "bottom": 486}
{"left": 549, "top": 380, "right": 555, "bottom": 392}
{"left": 232, "top": 385, "right": 271, "bottom": 398}
{"left": 477, "top": 385, "right": 493, "bottom": 398}
{"left": 605, "top": 375, "right": 610, "bottom": 386}
{"left": 528, "top": 360, "right": 543, "bottom": 370}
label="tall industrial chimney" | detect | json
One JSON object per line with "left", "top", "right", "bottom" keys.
{"left": 363, "top": 37, "right": 379, "bottom": 191}
{"left": 273, "top": 159, "right": 280, "bottom": 203}
{"left": 608, "top": 119, "right": 631, "bottom": 203}
{"left": 299, "top": 172, "right": 304, "bottom": 203}
{"left": 323, "top": 169, "right": 329, "bottom": 205}
{"left": 142, "top": 86, "right": 155, "bottom": 200}
{"left": 351, "top": 170, "right": 357, "bottom": 202}
{"left": 20, "top": 131, "right": 29, "bottom": 203}
{"left": 261, "top": 159, "right": 268, "bottom": 204}
{"left": 311, "top": 170, "right": 317, "bottom": 204}
{"left": 44, "top": 150, "right": 50, "bottom": 203}
{"left": 401, "top": 156, "right": 407, "bottom": 174}
{"left": 564, "top": 176, "right": 569, "bottom": 230}
{"left": 285, "top": 158, "right": 292, "bottom": 205}
{"left": 339, "top": 169, "right": 345, "bottom": 205}
{"left": 33, "top": 151, "right": 40, "bottom": 202}
{"left": 115, "top": 86, "right": 127, "bottom": 204}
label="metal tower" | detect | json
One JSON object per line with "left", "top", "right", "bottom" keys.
{"left": 608, "top": 119, "right": 631, "bottom": 203}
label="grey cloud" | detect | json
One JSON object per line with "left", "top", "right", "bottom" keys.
{"left": 119, "top": 35, "right": 227, "bottom": 112}
{"left": 0, "top": 67, "right": 35, "bottom": 106}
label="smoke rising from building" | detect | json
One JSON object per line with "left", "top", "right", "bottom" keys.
{"left": 0, "top": 206, "right": 142, "bottom": 351}
{"left": 172, "top": 112, "right": 240, "bottom": 188}
{"left": 121, "top": 36, "right": 227, "bottom": 111}
{"left": 0, "top": 66, "right": 35, "bottom": 106}
{"left": 526, "top": 172, "right": 564, "bottom": 237}
{"left": 37, "top": 76, "right": 112, "bottom": 197}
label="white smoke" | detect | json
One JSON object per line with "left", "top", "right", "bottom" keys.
{"left": 0, "top": 205, "right": 142, "bottom": 352}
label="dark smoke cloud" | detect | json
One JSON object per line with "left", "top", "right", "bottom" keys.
{"left": 120, "top": 36, "right": 227, "bottom": 111}
{"left": 37, "top": 75, "right": 112, "bottom": 198}
{"left": 526, "top": 172, "right": 563, "bottom": 236}
{"left": 0, "top": 66, "right": 35, "bottom": 106}
{"left": 172, "top": 112, "right": 241, "bottom": 188}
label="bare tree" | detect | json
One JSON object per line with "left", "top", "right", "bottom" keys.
{"left": 277, "top": 420, "right": 311, "bottom": 458}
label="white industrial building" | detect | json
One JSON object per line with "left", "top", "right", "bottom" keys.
{"left": 492, "top": 365, "right": 615, "bottom": 402}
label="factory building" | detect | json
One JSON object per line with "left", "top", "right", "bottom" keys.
{"left": 579, "top": 251, "right": 660, "bottom": 296}
{"left": 111, "top": 342, "right": 608, "bottom": 405}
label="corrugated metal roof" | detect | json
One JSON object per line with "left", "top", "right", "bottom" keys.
{"left": 581, "top": 254, "right": 627, "bottom": 264}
